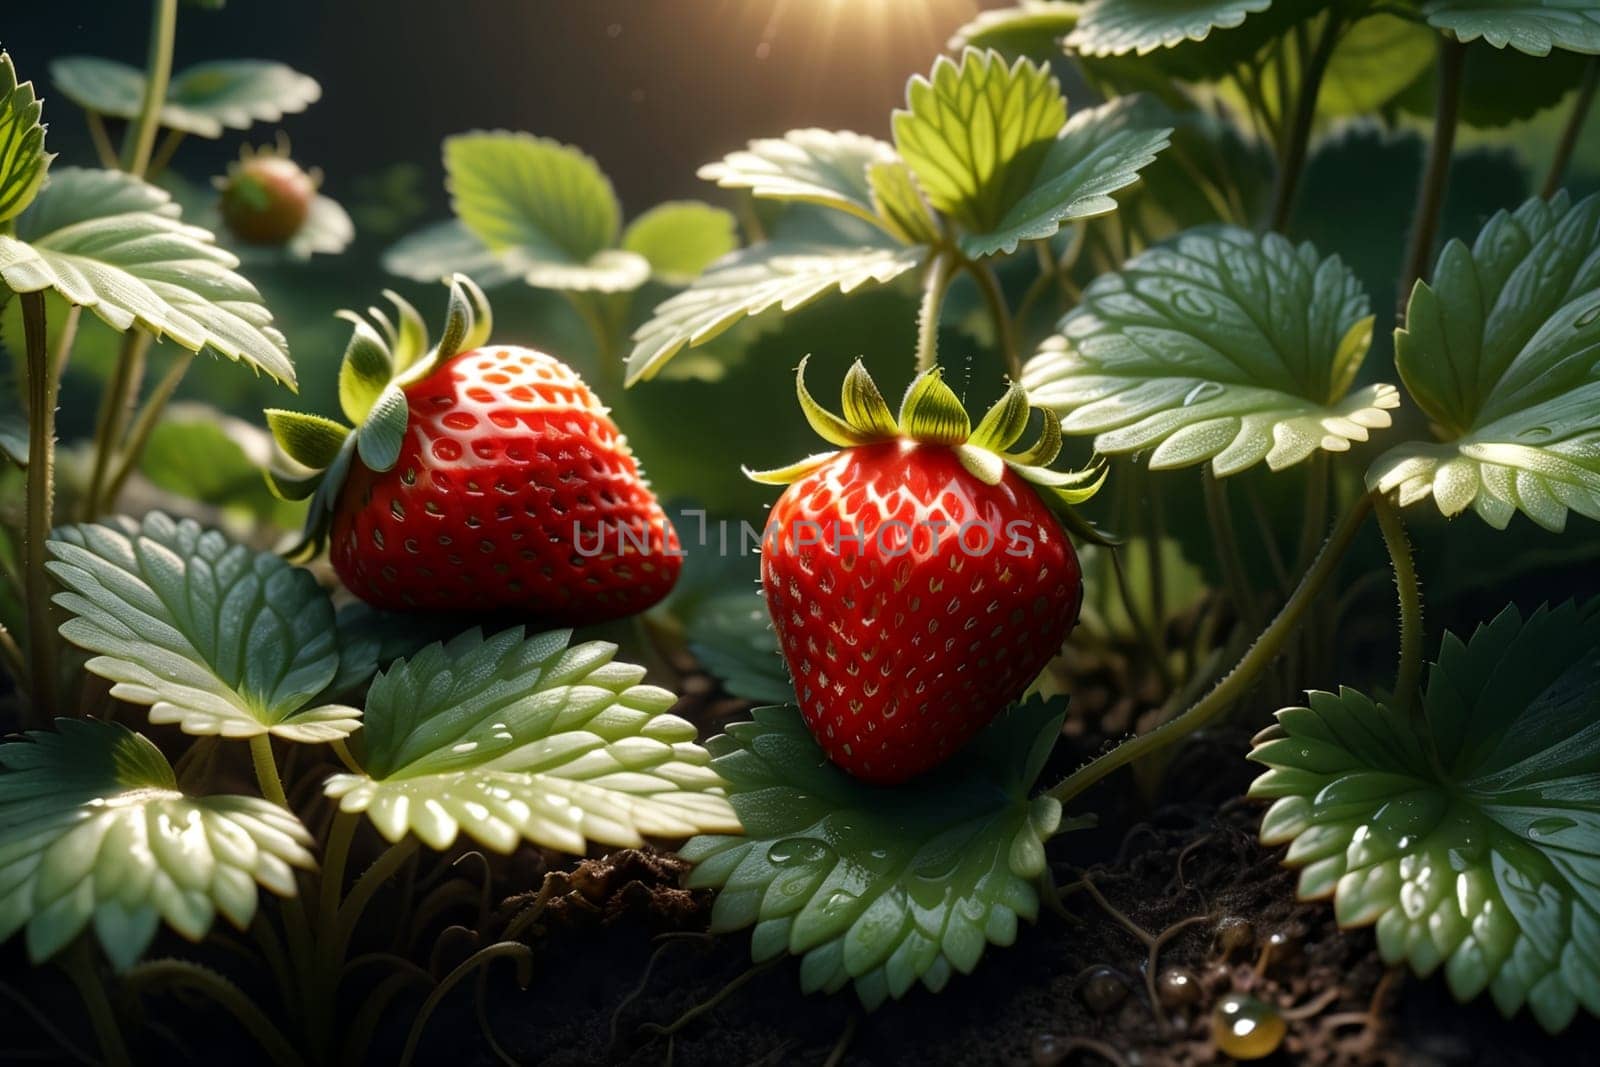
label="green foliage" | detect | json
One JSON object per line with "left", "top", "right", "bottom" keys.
{"left": 948, "top": 2, "right": 1081, "bottom": 59}
{"left": 1066, "top": 0, "right": 1274, "bottom": 55}
{"left": 630, "top": 49, "right": 1167, "bottom": 380}
{"left": 50, "top": 57, "right": 321, "bottom": 138}
{"left": 1250, "top": 601, "right": 1600, "bottom": 1033}
{"left": 0, "top": 168, "right": 293, "bottom": 385}
{"left": 0, "top": 719, "right": 313, "bottom": 970}
{"left": 0, "top": 52, "right": 50, "bottom": 226}
{"left": 893, "top": 50, "right": 1066, "bottom": 235}
{"left": 1369, "top": 192, "right": 1600, "bottom": 531}
{"left": 381, "top": 219, "right": 522, "bottom": 287}
{"left": 140, "top": 406, "right": 305, "bottom": 529}
{"left": 1025, "top": 227, "right": 1397, "bottom": 475}
{"left": 700, "top": 129, "right": 897, "bottom": 227}
{"left": 443, "top": 131, "right": 649, "bottom": 292}
{"left": 621, "top": 200, "right": 740, "bottom": 284}
{"left": 626, "top": 242, "right": 925, "bottom": 384}
{"left": 324, "top": 627, "right": 740, "bottom": 854}
{"left": 46, "top": 513, "right": 364, "bottom": 742}
{"left": 682, "top": 699, "right": 1076, "bottom": 1009}
{"left": 1424, "top": 0, "right": 1600, "bottom": 57}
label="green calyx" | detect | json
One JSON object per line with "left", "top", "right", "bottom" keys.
{"left": 745, "top": 356, "right": 1107, "bottom": 515}
{"left": 263, "top": 272, "right": 493, "bottom": 560}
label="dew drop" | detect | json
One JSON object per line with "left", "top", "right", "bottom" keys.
{"left": 1183, "top": 381, "right": 1224, "bottom": 407}
{"left": 1529, "top": 815, "right": 1577, "bottom": 840}
{"left": 1576, "top": 303, "right": 1600, "bottom": 328}
{"left": 767, "top": 838, "right": 832, "bottom": 868}
{"left": 1212, "top": 993, "right": 1286, "bottom": 1059}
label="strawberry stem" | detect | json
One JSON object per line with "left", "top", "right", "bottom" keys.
{"left": 1047, "top": 491, "right": 1376, "bottom": 807}
{"left": 914, "top": 251, "right": 957, "bottom": 373}
{"left": 1374, "top": 494, "right": 1423, "bottom": 718}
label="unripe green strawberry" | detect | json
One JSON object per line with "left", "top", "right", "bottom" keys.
{"left": 218, "top": 145, "right": 318, "bottom": 246}
{"left": 748, "top": 360, "right": 1103, "bottom": 783}
{"left": 266, "top": 275, "right": 680, "bottom": 623}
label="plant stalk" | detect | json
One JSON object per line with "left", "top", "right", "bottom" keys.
{"left": 85, "top": 331, "right": 152, "bottom": 519}
{"left": 1543, "top": 56, "right": 1600, "bottom": 199}
{"left": 121, "top": 0, "right": 179, "bottom": 177}
{"left": 103, "top": 350, "right": 197, "bottom": 505}
{"left": 1268, "top": 12, "right": 1345, "bottom": 232}
{"left": 1201, "top": 468, "right": 1261, "bottom": 632}
{"left": 1399, "top": 36, "right": 1466, "bottom": 307}
{"left": 21, "top": 293, "right": 63, "bottom": 721}
{"left": 1048, "top": 492, "right": 1374, "bottom": 805}
{"left": 966, "top": 259, "right": 1021, "bottom": 379}
{"left": 249, "top": 734, "right": 290, "bottom": 808}
{"left": 914, "top": 250, "right": 958, "bottom": 373}
{"left": 61, "top": 940, "right": 131, "bottom": 1067}
{"left": 1374, "top": 494, "right": 1423, "bottom": 715}
{"left": 127, "top": 959, "right": 305, "bottom": 1067}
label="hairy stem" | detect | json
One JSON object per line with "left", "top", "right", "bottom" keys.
{"left": 1543, "top": 56, "right": 1600, "bottom": 199}
{"left": 85, "top": 331, "right": 151, "bottom": 519}
{"left": 21, "top": 293, "right": 64, "bottom": 722}
{"left": 398, "top": 942, "right": 533, "bottom": 1067}
{"left": 1048, "top": 493, "right": 1374, "bottom": 806}
{"left": 1399, "top": 36, "right": 1466, "bottom": 306}
{"left": 1269, "top": 12, "right": 1344, "bottom": 232}
{"left": 249, "top": 735, "right": 289, "bottom": 807}
{"left": 121, "top": 0, "right": 179, "bottom": 177}
{"left": 102, "top": 350, "right": 196, "bottom": 506}
{"left": 966, "top": 259, "right": 1021, "bottom": 379}
{"left": 1374, "top": 495, "right": 1423, "bottom": 715}
{"left": 914, "top": 250, "right": 957, "bottom": 373}
{"left": 334, "top": 836, "right": 421, "bottom": 963}
{"left": 61, "top": 940, "right": 131, "bottom": 1067}
{"left": 127, "top": 959, "right": 305, "bottom": 1067}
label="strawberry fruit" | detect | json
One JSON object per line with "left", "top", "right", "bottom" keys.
{"left": 265, "top": 275, "right": 681, "bottom": 622}
{"left": 748, "top": 360, "right": 1103, "bottom": 784}
{"left": 218, "top": 143, "right": 319, "bottom": 246}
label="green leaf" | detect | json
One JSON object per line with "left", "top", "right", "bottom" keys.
{"left": 46, "top": 513, "right": 362, "bottom": 743}
{"left": 1250, "top": 601, "right": 1600, "bottom": 1033}
{"left": 0, "top": 168, "right": 293, "bottom": 386}
{"left": 50, "top": 57, "right": 320, "bottom": 137}
{"left": 444, "top": 131, "right": 648, "bottom": 293}
{"left": 1400, "top": 40, "right": 1594, "bottom": 128}
{"left": 1368, "top": 192, "right": 1600, "bottom": 531}
{"left": 621, "top": 200, "right": 739, "bottom": 285}
{"left": 1024, "top": 226, "right": 1397, "bottom": 475}
{"left": 625, "top": 242, "right": 924, "bottom": 384}
{"left": 892, "top": 49, "right": 1065, "bottom": 235}
{"left": 867, "top": 161, "right": 942, "bottom": 247}
{"left": 686, "top": 592, "right": 795, "bottom": 706}
{"left": 0, "top": 718, "right": 313, "bottom": 970}
{"left": 0, "top": 51, "right": 50, "bottom": 225}
{"left": 325, "top": 627, "right": 740, "bottom": 854}
{"left": 279, "top": 194, "right": 353, "bottom": 261}
{"left": 1424, "top": 0, "right": 1600, "bottom": 56}
{"left": 1067, "top": 0, "right": 1274, "bottom": 55}
{"left": 948, "top": 2, "right": 1082, "bottom": 59}
{"left": 962, "top": 96, "right": 1171, "bottom": 259}
{"left": 680, "top": 698, "right": 1076, "bottom": 1009}
{"left": 142, "top": 405, "right": 305, "bottom": 529}
{"left": 699, "top": 129, "right": 899, "bottom": 228}
{"left": 381, "top": 219, "right": 523, "bottom": 288}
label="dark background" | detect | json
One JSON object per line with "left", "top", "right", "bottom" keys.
{"left": 5, "top": 0, "right": 1005, "bottom": 218}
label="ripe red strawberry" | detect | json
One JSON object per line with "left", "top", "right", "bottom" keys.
{"left": 218, "top": 144, "right": 319, "bottom": 246}
{"left": 749, "top": 360, "right": 1103, "bottom": 784}
{"left": 265, "top": 275, "right": 680, "bottom": 622}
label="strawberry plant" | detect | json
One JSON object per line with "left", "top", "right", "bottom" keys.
{"left": 2, "top": 0, "right": 1600, "bottom": 1062}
